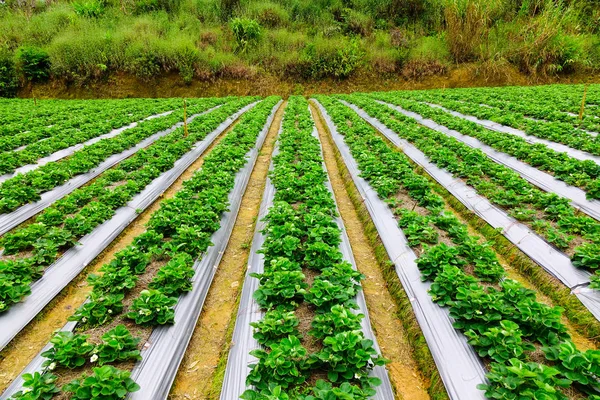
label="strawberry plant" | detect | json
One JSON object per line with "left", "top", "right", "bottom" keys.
{"left": 251, "top": 309, "right": 300, "bottom": 346}
{"left": 9, "top": 372, "right": 60, "bottom": 400}
{"left": 240, "top": 384, "right": 292, "bottom": 400}
{"left": 416, "top": 243, "right": 466, "bottom": 281}
{"left": 251, "top": 270, "right": 308, "bottom": 310}
{"left": 63, "top": 365, "right": 140, "bottom": 399}
{"left": 68, "top": 292, "right": 124, "bottom": 327}
{"left": 246, "top": 335, "right": 309, "bottom": 390}
{"left": 41, "top": 331, "right": 95, "bottom": 369}
{"left": 544, "top": 341, "right": 600, "bottom": 393}
{"left": 315, "top": 330, "right": 387, "bottom": 383}
{"left": 309, "top": 305, "right": 363, "bottom": 339}
{"left": 301, "top": 380, "right": 375, "bottom": 400}
{"left": 148, "top": 253, "right": 195, "bottom": 296}
{"left": 126, "top": 289, "right": 177, "bottom": 325}
{"left": 478, "top": 358, "right": 570, "bottom": 400}
{"left": 465, "top": 320, "right": 535, "bottom": 363}
{"left": 92, "top": 325, "right": 141, "bottom": 366}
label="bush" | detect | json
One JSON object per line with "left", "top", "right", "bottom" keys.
{"left": 133, "top": 0, "right": 181, "bottom": 14}
{"left": 230, "top": 18, "right": 262, "bottom": 53}
{"left": 246, "top": 2, "right": 289, "bottom": 28}
{"left": 16, "top": 46, "right": 51, "bottom": 82}
{"left": 506, "top": 5, "right": 586, "bottom": 75}
{"left": 300, "top": 37, "right": 364, "bottom": 79}
{"left": 73, "top": 0, "right": 105, "bottom": 18}
{"left": 0, "top": 52, "right": 18, "bottom": 97}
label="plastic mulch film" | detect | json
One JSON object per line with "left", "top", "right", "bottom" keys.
{"left": 309, "top": 116, "right": 394, "bottom": 400}
{"left": 342, "top": 100, "right": 600, "bottom": 323}
{"left": 0, "top": 101, "right": 267, "bottom": 399}
{"left": 0, "top": 103, "right": 258, "bottom": 353}
{"left": 219, "top": 128, "right": 278, "bottom": 400}
{"left": 312, "top": 99, "right": 488, "bottom": 400}
{"left": 0, "top": 104, "right": 227, "bottom": 236}
{"left": 220, "top": 114, "right": 394, "bottom": 400}
{"left": 126, "top": 100, "right": 282, "bottom": 399}
{"left": 0, "top": 111, "right": 175, "bottom": 184}
{"left": 425, "top": 102, "right": 600, "bottom": 165}
{"left": 377, "top": 100, "right": 600, "bottom": 222}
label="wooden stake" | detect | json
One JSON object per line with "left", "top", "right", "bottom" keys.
{"left": 579, "top": 84, "right": 589, "bottom": 121}
{"left": 183, "top": 99, "right": 188, "bottom": 137}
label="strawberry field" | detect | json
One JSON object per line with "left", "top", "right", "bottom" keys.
{"left": 1, "top": 84, "right": 600, "bottom": 400}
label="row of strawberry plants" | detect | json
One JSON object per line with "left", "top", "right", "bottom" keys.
{"left": 0, "top": 98, "right": 180, "bottom": 156}
{"left": 8, "top": 96, "right": 281, "bottom": 400}
{"left": 242, "top": 96, "right": 385, "bottom": 400}
{"left": 371, "top": 92, "right": 600, "bottom": 199}
{"left": 404, "top": 90, "right": 600, "bottom": 156}
{"left": 428, "top": 86, "right": 600, "bottom": 132}
{"left": 0, "top": 99, "right": 158, "bottom": 138}
{"left": 0, "top": 97, "right": 235, "bottom": 214}
{"left": 316, "top": 95, "right": 600, "bottom": 400}
{"left": 343, "top": 94, "right": 600, "bottom": 286}
{"left": 0, "top": 97, "right": 254, "bottom": 314}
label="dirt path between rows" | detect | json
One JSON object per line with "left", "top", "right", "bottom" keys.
{"left": 167, "top": 101, "right": 286, "bottom": 400}
{"left": 0, "top": 117, "right": 240, "bottom": 393}
{"left": 310, "top": 102, "right": 430, "bottom": 400}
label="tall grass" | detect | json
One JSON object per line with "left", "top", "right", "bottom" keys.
{"left": 0, "top": 0, "right": 598, "bottom": 89}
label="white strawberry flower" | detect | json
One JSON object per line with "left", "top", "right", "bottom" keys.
{"left": 90, "top": 354, "right": 99, "bottom": 363}
{"left": 48, "top": 362, "right": 56, "bottom": 371}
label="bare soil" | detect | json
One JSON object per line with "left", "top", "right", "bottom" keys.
{"left": 21, "top": 67, "right": 600, "bottom": 100}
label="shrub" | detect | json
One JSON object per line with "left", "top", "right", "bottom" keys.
{"left": 246, "top": 2, "right": 289, "bottom": 28}
{"left": 300, "top": 37, "right": 364, "bottom": 79}
{"left": 73, "top": 0, "right": 105, "bottom": 18}
{"left": 133, "top": 0, "right": 181, "bottom": 14}
{"left": 16, "top": 46, "right": 51, "bottom": 82}
{"left": 0, "top": 51, "right": 18, "bottom": 97}
{"left": 230, "top": 18, "right": 262, "bottom": 53}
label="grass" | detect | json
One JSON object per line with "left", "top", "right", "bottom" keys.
{"left": 0, "top": 0, "right": 598, "bottom": 92}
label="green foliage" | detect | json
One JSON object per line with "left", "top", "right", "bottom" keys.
{"left": 68, "top": 292, "right": 124, "bottom": 327}
{"left": 9, "top": 372, "right": 60, "bottom": 400}
{"left": 465, "top": 320, "right": 535, "bottom": 363}
{"left": 315, "top": 330, "right": 387, "bottom": 384}
{"left": 148, "top": 253, "right": 195, "bottom": 296}
{"left": 478, "top": 358, "right": 570, "bottom": 400}
{"left": 309, "top": 304, "right": 363, "bottom": 339}
{"left": 93, "top": 325, "right": 141, "bottom": 366}
{"left": 41, "top": 331, "right": 94, "bottom": 369}
{"left": 251, "top": 270, "right": 307, "bottom": 310}
{"left": 300, "top": 38, "right": 364, "bottom": 79}
{"left": 246, "top": 335, "right": 309, "bottom": 390}
{"left": 302, "top": 380, "right": 373, "bottom": 400}
{"left": 250, "top": 309, "right": 300, "bottom": 346}
{"left": 126, "top": 289, "right": 177, "bottom": 325}
{"left": 63, "top": 366, "right": 140, "bottom": 399}
{"left": 544, "top": 340, "right": 600, "bottom": 392}
{"left": 0, "top": 51, "right": 18, "bottom": 97}
{"left": 230, "top": 18, "right": 262, "bottom": 53}
{"left": 73, "top": 0, "right": 105, "bottom": 18}
{"left": 16, "top": 46, "right": 50, "bottom": 82}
